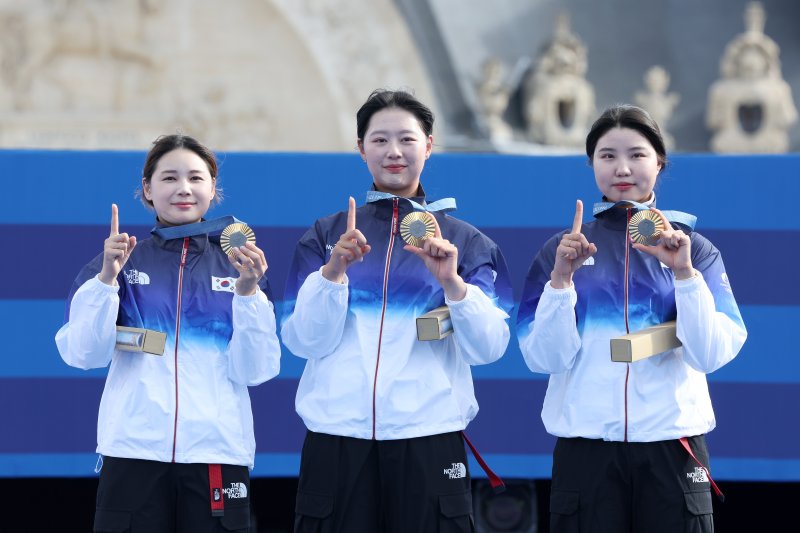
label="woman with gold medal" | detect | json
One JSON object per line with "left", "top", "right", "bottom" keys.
{"left": 282, "top": 89, "right": 513, "bottom": 532}
{"left": 517, "top": 105, "right": 747, "bottom": 532}
{"left": 56, "top": 134, "right": 281, "bottom": 532}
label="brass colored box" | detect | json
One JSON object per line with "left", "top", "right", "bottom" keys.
{"left": 610, "top": 321, "right": 681, "bottom": 362}
{"left": 416, "top": 306, "right": 453, "bottom": 341}
{"left": 116, "top": 326, "right": 167, "bottom": 356}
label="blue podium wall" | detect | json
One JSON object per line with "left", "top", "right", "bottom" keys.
{"left": 1, "top": 150, "right": 797, "bottom": 481}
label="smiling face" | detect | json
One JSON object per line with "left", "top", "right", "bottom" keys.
{"left": 592, "top": 127, "right": 662, "bottom": 203}
{"left": 358, "top": 107, "right": 433, "bottom": 198}
{"left": 142, "top": 148, "right": 216, "bottom": 226}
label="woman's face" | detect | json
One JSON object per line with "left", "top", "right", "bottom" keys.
{"left": 592, "top": 127, "right": 662, "bottom": 203}
{"left": 143, "top": 148, "right": 216, "bottom": 226}
{"left": 358, "top": 107, "right": 432, "bottom": 198}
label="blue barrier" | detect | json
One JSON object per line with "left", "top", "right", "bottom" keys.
{"left": 1, "top": 150, "right": 798, "bottom": 480}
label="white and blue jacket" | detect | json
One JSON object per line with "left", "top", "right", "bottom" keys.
{"left": 517, "top": 203, "right": 747, "bottom": 442}
{"left": 281, "top": 194, "right": 513, "bottom": 441}
{"left": 56, "top": 227, "right": 281, "bottom": 468}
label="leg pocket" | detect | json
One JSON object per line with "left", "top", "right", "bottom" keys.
{"left": 438, "top": 489, "right": 474, "bottom": 533}
{"left": 93, "top": 508, "right": 131, "bottom": 533}
{"left": 219, "top": 505, "right": 251, "bottom": 532}
{"left": 549, "top": 490, "right": 580, "bottom": 533}
{"left": 683, "top": 490, "right": 714, "bottom": 533}
{"left": 294, "top": 490, "right": 334, "bottom": 533}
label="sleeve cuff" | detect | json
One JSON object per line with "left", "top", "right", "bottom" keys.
{"left": 313, "top": 267, "right": 349, "bottom": 291}
{"left": 445, "top": 284, "right": 473, "bottom": 307}
{"left": 543, "top": 280, "right": 576, "bottom": 298}
{"left": 674, "top": 269, "right": 703, "bottom": 292}
{"left": 91, "top": 274, "right": 120, "bottom": 293}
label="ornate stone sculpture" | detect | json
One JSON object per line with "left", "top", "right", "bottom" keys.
{"left": 0, "top": 0, "right": 434, "bottom": 151}
{"left": 706, "top": 2, "right": 797, "bottom": 153}
{"left": 477, "top": 58, "right": 513, "bottom": 143}
{"left": 523, "top": 13, "right": 595, "bottom": 147}
{"left": 634, "top": 66, "right": 680, "bottom": 151}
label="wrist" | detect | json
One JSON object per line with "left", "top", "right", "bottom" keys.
{"left": 550, "top": 271, "right": 572, "bottom": 289}
{"left": 674, "top": 267, "right": 696, "bottom": 281}
{"left": 321, "top": 263, "right": 345, "bottom": 284}
{"left": 441, "top": 276, "right": 467, "bottom": 302}
{"left": 98, "top": 271, "right": 117, "bottom": 286}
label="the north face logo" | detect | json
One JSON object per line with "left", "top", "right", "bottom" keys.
{"left": 125, "top": 269, "right": 150, "bottom": 285}
{"left": 222, "top": 482, "right": 248, "bottom": 499}
{"left": 687, "top": 467, "right": 709, "bottom": 484}
{"left": 443, "top": 462, "right": 466, "bottom": 480}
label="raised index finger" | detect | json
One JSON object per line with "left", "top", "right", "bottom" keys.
{"left": 571, "top": 199, "right": 584, "bottom": 234}
{"left": 110, "top": 203, "right": 119, "bottom": 236}
{"left": 347, "top": 196, "right": 356, "bottom": 233}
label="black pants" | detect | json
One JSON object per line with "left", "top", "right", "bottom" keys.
{"left": 294, "top": 431, "right": 474, "bottom": 533}
{"left": 550, "top": 436, "right": 715, "bottom": 533}
{"left": 93, "top": 456, "right": 251, "bottom": 533}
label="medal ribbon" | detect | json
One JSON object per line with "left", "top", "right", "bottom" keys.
{"left": 365, "top": 191, "right": 457, "bottom": 213}
{"left": 152, "top": 216, "right": 245, "bottom": 240}
{"left": 593, "top": 201, "right": 697, "bottom": 232}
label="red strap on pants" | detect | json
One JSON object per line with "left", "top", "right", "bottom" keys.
{"left": 679, "top": 437, "right": 724, "bottom": 502}
{"left": 209, "top": 464, "right": 225, "bottom": 517}
{"left": 461, "top": 431, "right": 505, "bottom": 493}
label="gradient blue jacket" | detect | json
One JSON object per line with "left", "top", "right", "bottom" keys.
{"left": 517, "top": 204, "right": 747, "bottom": 442}
{"left": 281, "top": 195, "right": 513, "bottom": 440}
{"left": 55, "top": 229, "right": 281, "bottom": 468}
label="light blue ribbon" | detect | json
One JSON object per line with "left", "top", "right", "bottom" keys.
{"left": 365, "top": 191, "right": 457, "bottom": 213}
{"left": 592, "top": 201, "right": 697, "bottom": 231}
{"left": 152, "top": 215, "right": 245, "bottom": 240}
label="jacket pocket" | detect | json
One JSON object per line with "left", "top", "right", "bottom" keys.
{"left": 93, "top": 508, "right": 131, "bottom": 532}
{"left": 219, "top": 504, "right": 251, "bottom": 531}
{"left": 549, "top": 490, "right": 579, "bottom": 532}
{"left": 439, "top": 489, "right": 474, "bottom": 532}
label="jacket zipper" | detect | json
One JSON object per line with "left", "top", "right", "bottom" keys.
{"left": 171, "top": 237, "right": 189, "bottom": 462}
{"left": 372, "top": 198, "right": 399, "bottom": 440}
{"left": 623, "top": 208, "right": 632, "bottom": 443}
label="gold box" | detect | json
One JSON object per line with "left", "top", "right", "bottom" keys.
{"left": 116, "top": 326, "right": 167, "bottom": 356}
{"left": 610, "top": 321, "right": 681, "bottom": 362}
{"left": 416, "top": 306, "right": 453, "bottom": 341}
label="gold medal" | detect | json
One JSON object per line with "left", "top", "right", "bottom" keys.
{"left": 399, "top": 212, "right": 436, "bottom": 247}
{"left": 220, "top": 223, "right": 256, "bottom": 256}
{"left": 628, "top": 210, "right": 665, "bottom": 246}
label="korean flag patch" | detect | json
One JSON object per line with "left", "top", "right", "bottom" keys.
{"left": 212, "top": 276, "right": 237, "bottom": 293}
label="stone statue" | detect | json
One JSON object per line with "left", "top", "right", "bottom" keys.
{"left": 477, "top": 58, "right": 513, "bottom": 143}
{"left": 706, "top": 1, "right": 797, "bottom": 153}
{"left": 634, "top": 66, "right": 680, "bottom": 151}
{"left": 523, "top": 12, "right": 595, "bottom": 147}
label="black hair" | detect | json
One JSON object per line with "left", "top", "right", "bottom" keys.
{"left": 356, "top": 89, "right": 435, "bottom": 140}
{"left": 136, "top": 134, "right": 222, "bottom": 208}
{"left": 585, "top": 104, "right": 667, "bottom": 170}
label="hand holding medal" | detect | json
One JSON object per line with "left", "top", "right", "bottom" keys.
{"left": 403, "top": 211, "right": 466, "bottom": 302}
{"left": 630, "top": 207, "right": 694, "bottom": 280}
{"left": 222, "top": 222, "right": 268, "bottom": 296}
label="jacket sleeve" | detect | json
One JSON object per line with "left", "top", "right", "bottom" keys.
{"left": 55, "top": 274, "right": 120, "bottom": 370}
{"left": 448, "top": 230, "right": 512, "bottom": 365}
{"left": 675, "top": 233, "right": 747, "bottom": 373}
{"left": 516, "top": 232, "right": 582, "bottom": 374}
{"left": 226, "top": 275, "right": 281, "bottom": 385}
{"left": 280, "top": 220, "right": 350, "bottom": 360}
